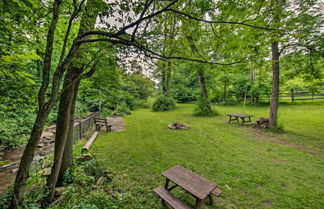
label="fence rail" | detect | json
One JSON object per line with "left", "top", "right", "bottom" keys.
{"left": 72, "top": 112, "right": 100, "bottom": 142}
{"left": 258, "top": 89, "right": 324, "bottom": 102}
{"left": 224, "top": 88, "right": 324, "bottom": 103}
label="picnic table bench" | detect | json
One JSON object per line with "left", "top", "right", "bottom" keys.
{"left": 227, "top": 113, "right": 254, "bottom": 125}
{"left": 154, "top": 165, "right": 222, "bottom": 209}
{"left": 94, "top": 118, "right": 112, "bottom": 132}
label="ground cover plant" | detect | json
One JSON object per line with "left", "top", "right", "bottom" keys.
{"left": 89, "top": 103, "right": 324, "bottom": 209}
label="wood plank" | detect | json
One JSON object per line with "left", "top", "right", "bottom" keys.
{"left": 162, "top": 165, "right": 216, "bottom": 200}
{"left": 211, "top": 188, "right": 222, "bottom": 197}
{"left": 153, "top": 186, "right": 191, "bottom": 209}
{"left": 227, "top": 113, "right": 253, "bottom": 118}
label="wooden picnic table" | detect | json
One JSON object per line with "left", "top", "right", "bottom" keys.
{"left": 154, "top": 165, "right": 221, "bottom": 209}
{"left": 227, "top": 113, "right": 254, "bottom": 125}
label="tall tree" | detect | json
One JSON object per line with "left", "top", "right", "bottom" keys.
{"left": 269, "top": 0, "right": 282, "bottom": 129}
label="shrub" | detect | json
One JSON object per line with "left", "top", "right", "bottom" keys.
{"left": 193, "top": 97, "right": 217, "bottom": 117}
{"left": 115, "top": 102, "right": 131, "bottom": 115}
{"left": 152, "top": 95, "right": 176, "bottom": 112}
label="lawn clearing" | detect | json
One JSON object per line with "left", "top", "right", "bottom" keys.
{"left": 90, "top": 103, "right": 324, "bottom": 209}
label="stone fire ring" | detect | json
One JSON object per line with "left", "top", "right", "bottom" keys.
{"left": 168, "top": 122, "right": 189, "bottom": 130}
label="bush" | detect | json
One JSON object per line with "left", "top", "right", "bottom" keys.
{"left": 152, "top": 95, "right": 176, "bottom": 112}
{"left": 115, "top": 102, "right": 131, "bottom": 115}
{"left": 193, "top": 97, "right": 217, "bottom": 117}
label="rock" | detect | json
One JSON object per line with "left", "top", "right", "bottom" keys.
{"left": 96, "top": 176, "right": 106, "bottom": 185}
{"left": 11, "top": 168, "right": 18, "bottom": 173}
{"left": 54, "top": 187, "right": 66, "bottom": 197}
{"left": 33, "top": 155, "right": 44, "bottom": 161}
{"left": 39, "top": 150, "right": 52, "bottom": 156}
{"left": 37, "top": 143, "right": 45, "bottom": 148}
{"left": 40, "top": 167, "right": 51, "bottom": 176}
{"left": 168, "top": 122, "right": 189, "bottom": 130}
{"left": 77, "top": 154, "right": 93, "bottom": 162}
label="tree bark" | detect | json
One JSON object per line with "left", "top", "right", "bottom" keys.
{"left": 57, "top": 78, "right": 80, "bottom": 185}
{"left": 45, "top": 68, "right": 80, "bottom": 202}
{"left": 269, "top": 41, "right": 280, "bottom": 128}
{"left": 269, "top": 0, "right": 282, "bottom": 129}
{"left": 197, "top": 69, "right": 209, "bottom": 100}
{"left": 165, "top": 61, "right": 172, "bottom": 96}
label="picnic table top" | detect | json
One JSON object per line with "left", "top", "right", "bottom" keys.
{"left": 227, "top": 113, "right": 254, "bottom": 118}
{"left": 162, "top": 165, "right": 217, "bottom": 200}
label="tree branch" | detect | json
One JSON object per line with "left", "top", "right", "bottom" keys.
{"left": 167, "top": 9, "right": 275, "bottom": 31}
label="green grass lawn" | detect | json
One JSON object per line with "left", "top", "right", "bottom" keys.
{"left": 90, "top": 103, "right": 324, "bottom": 209}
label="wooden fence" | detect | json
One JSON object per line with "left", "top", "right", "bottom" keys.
{"left": 258, "top": 88, "right": 324, "bottom": 102}
{"left": 72, "top": 112, "right": 100, "bottom": 142}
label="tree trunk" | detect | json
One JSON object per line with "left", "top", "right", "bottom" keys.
{"left": 197, "top": 69, "right": 209, "bottom": 100}
{"left": 161, "top": 63, "right": 167, "bottom": 95}
{"left": 269, "top": 41, "right": 280, "bottom": 128}
{"left": 9, "top": 1, "right": 62, "bottom": 207}
{"left": 45, "top": 68, "right": 80, "bottom": 202}
{"left": 269, "top": 0, "right": 282, "bottom": 129}
{"left": 57, "top": 79, "right": 80, "bottom": 185}
{"left": 10, "top": 107, "right": 51, "bottom": 207}
{"left": 165, "top": 61, "right": 172, "bottom": 96}
{"left": 223, "top": 80, "right": 227, "bottom": 102}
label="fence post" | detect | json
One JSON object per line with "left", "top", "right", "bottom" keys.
{"left": 291, "top": 89, "right": 295, "bottom": 102}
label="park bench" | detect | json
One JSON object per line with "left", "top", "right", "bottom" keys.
{"left": 154, "top": 165, "right": 222, "bottom": 209}
{"left": 94, "top": 118, "right": 112, "bottom": 132}
{"left": 227, "top": 113, "right": 253, "bottom": 125}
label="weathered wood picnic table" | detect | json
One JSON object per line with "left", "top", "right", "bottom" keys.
{"left": 227, "top": 113, "right": 254, "bottom": 125}
{"left": 154, "top": 165, "right": 222, "bottom": 209}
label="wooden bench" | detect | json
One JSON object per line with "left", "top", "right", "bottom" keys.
{"left": 153, "top": 186, "right": 191, "bottom": 209}
{"left": 227, "top": 113, "right": 253, "bottom": 125}
{"left": 94, "top": 118, "right": 112, "bottom": 132}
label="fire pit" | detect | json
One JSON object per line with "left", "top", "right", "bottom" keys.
{"left": 168, "top": 122, "right": 189, "bottom": 130}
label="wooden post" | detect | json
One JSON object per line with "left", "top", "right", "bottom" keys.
{"left": 291, "top": 89, "right": 294, "bottom": 103}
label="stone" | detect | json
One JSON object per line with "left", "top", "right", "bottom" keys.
{"left": 42, "top": 167, "right": 51, "bottom": 176}
{"left": 37, "top": 143, "right": 45, "bottom": 148}
{"left": 77, "top": 154, "right": 93, "bottom": 162}
{"left": 54, "top": 187, "right": 66, "bottom": 197}
{"left": 33, "top": 155, "right": 44, "bottom": 161}
{"left": 39, "top": 150, "right": 52, "bottom": 156}
{"left": 11, "top": 168, "right": 18, "bottom": 173}
{"left": 96, "top": 176, "right": 106, "bottom": 185}
{"left": 168, "top": 122, "right": 189, "bottom": 130}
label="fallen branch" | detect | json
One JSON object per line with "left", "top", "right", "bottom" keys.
{"left": 83, "top": 131, "right": 99, "bottom": 151}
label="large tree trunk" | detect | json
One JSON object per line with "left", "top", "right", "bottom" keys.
{"left": 57, "top": 79, "right": 80, "bottom": 185}
{"left": 197, "top": 69, "right": 209, "bottom": 100}
{"left": 10, "top": 107, "right": 51, "bottom": 207}
{"left": 45, "top": 68, "right": 80, "bottom": 202}
{"left": 269, "top": 0, "right": 282, "bottom": 129}
{"left": 10, "top": 1, "right": 62, "bottom": 207}
{"left": 165, "top": 61, "right": 172, "bottom": 96}
{"left": 269, "top": 41, "right": 280, "bottom": 128}
{"left": 161, "top": 63, "right": 167, "bottom": 94}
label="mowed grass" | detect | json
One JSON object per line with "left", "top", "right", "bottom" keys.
{"left": 91, "top": 103, "right": 324, "bottom": 209}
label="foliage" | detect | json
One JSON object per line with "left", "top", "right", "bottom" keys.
{"left": 50, "top": 158, "right": 125, "bottom": 209}
{"left": 193, "top": 97, "right": 217, "bottom": 117}
{"left": 152, "top": 95, "right": 176, "bottom": 112}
